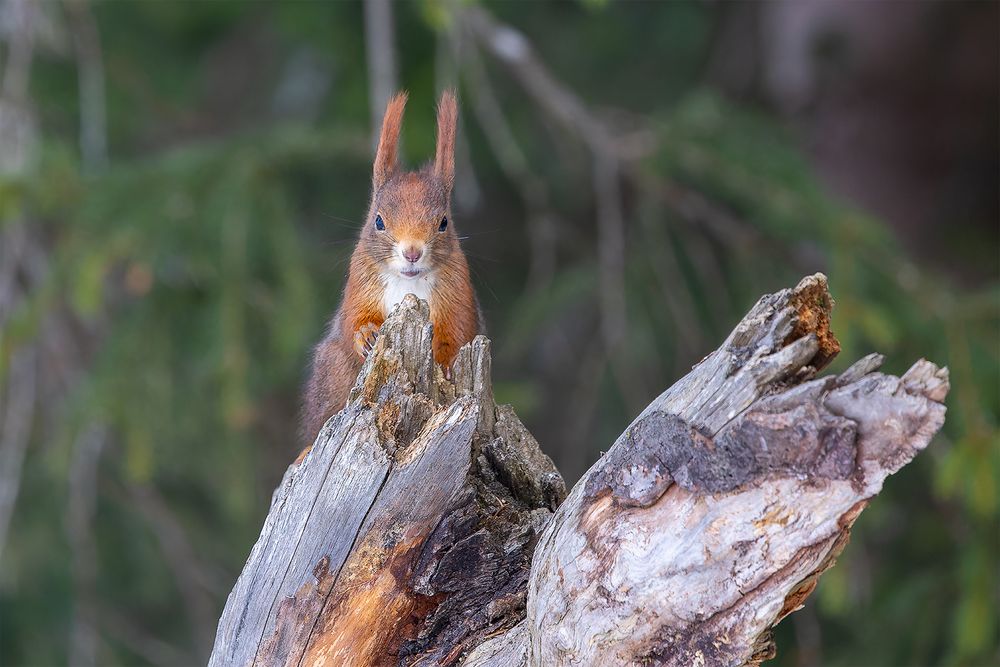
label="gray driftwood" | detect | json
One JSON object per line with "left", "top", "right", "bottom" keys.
{"left": 210, "top": 275, "right": 948, "bottom": 667}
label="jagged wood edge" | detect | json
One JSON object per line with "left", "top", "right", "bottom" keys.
{"left": 465, "top": 274, "right": 948, "bottom": 666}
{"left": 209, "top": 296, "right": 564, "bottom": 667}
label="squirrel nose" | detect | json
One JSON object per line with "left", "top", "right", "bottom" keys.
{"left": 402, "top": 247, "right": 423, "bottom": 263}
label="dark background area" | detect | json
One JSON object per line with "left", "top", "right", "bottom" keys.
{"left": 0, "top": 1, "right": 997, "bottom": 665}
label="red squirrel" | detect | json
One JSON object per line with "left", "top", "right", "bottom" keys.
{"left": 300, "top": 90, "right": 483, "bottom": 445}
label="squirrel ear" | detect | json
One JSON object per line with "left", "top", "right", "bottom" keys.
{"left": 373, "top": 91, "right": 408, "bottom": 191}
{"left": 434, "top": 89, "right": 458, "bottom": 195}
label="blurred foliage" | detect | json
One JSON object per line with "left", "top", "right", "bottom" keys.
{"left": 0, "top": 1, "right": 996, "bottom": 666}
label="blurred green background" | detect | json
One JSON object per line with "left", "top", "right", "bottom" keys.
{"left": 0, "top": 1, "right": 997, "bottom": 665}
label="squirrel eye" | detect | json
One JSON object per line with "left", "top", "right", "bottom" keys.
{"left": 438, "top": 216, "right": 448, "bottom": 232}
{"left": 374, "top": 214, "right": 385, "bottom": 231}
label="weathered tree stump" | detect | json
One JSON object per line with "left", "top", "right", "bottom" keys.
{"left": 210, "top": 274, "right": 948, "bottom": 667}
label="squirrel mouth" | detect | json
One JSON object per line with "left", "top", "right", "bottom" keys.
{"left": 399, "top": 267, "right": 423, "bottom": 278}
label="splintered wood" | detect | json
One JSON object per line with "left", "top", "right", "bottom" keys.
{"left": 211, "top": 276, "right": 948, "bottom": 667}
{"left": 211, "top": 295, "right": 563, "bottom": 667}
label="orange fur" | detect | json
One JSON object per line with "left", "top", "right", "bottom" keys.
{"left": 300, "top": 90, "right": 482, "bottom": 446}
{"left": 373, "top": 92, "right": 408, "bottom": 191}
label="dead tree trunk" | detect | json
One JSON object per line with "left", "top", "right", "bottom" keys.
{"left": 210, "top": 274, "right": 948, "bottom": 667}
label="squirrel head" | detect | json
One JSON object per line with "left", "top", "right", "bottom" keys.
{"left": 362, "top": 90, "right": 461, "bottom": 280}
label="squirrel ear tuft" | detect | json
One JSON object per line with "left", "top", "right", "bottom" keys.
{"left": 373, "top": 91, "right": 408, "bottom": 191}
{"left": 434, "top": 89, "right": 458, "bottom": 195}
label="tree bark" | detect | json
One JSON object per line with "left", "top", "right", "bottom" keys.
{"left": 210, "top": 274, "right": 948, "bottom": 667}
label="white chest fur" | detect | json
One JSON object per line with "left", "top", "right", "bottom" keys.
{"left": 381, "top": 271, "right": 435, "bottom": 316}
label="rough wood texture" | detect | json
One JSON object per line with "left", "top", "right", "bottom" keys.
{"left": 211, "top": 275, "right": 948, "bottom": 667}
{"left": 210, "top": 295, "right": 563, "bottom": 667}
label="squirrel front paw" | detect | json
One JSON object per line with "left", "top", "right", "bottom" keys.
{"left": 353, "top": 323, "right": 379, "bottom": 360}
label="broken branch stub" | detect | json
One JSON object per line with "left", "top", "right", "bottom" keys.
{"left": 516, "top": 274, "right": 948, "bottom": 667}
{"left": 211, "top": 276, "right": 948, "bottom": 667}
{"left": 210, "top": 295, "right": 564, "bottom": 667}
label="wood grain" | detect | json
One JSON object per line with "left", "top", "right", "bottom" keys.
{"left": 211, "top": 276, "right": 949, "bottom": 667}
